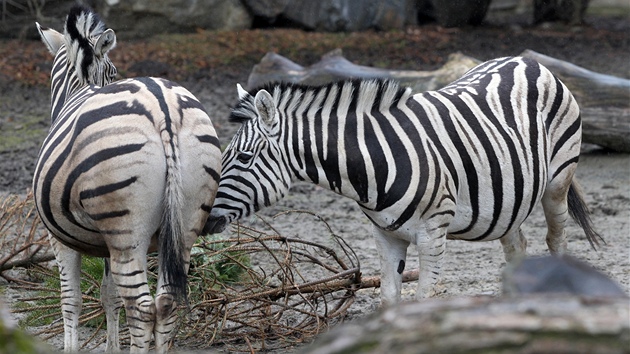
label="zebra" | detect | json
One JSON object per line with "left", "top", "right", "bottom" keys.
{"left": 33, "top": 6, "right": 221, "bottom": 352}
{"left": 204, "top": 56, "right": 602, "bottom": 306}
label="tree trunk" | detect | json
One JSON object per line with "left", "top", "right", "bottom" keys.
{"left": 300, "top": 295, "right": 630, "bottom": 354}
{"left": 520, "top": 49, "right": 630, "bottom": 109}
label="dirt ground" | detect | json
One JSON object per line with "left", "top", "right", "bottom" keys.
{"left": 0, "top": 6, "right": 628, "bottom": 353}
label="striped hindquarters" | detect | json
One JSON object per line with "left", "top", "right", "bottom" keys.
{"left": 33, "top": 77, "right": 221, "bottom": 257}
{"left": 406, "top": 56, "right": 581, "bottom": 240}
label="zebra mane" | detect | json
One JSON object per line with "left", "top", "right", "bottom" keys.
{"left": 64, "top": 5, "right": 108, "bottom": 83}
{"left": 230, "top": 79, "right": 410, "bottom": 124}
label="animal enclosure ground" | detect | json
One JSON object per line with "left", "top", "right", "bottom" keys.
{"left": 0, "top": 8, "right": 628, "bottom": 352}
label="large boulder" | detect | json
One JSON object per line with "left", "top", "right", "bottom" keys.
{"left": 299, "top": 255, "right": 629, "bottom": 354}
{"left": 98, "top": 0, "right": 253, "bottom": 37}
{"left": 0, "top": 0, "right": 253, "bottom": 39}
{"left": 533, "top": 0, "right": 590, "bottom": 24}
{"left": 298, "top": 295, "right": 630, "bottom": 354}
{"left": 421, "top": 0, "right": 492, "bottom": 27}
{"left": 281, "top": 0, "right": 410, "bottom": 31}
{"left": 242, "top": 0, "right": 289, "bottom": 19}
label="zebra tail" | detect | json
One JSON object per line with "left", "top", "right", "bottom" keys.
{"left": 567, "top": 180, "right": 605, "bottom": 250}
{"left": 158, "top": 142, "right": 188, "bottom": 303}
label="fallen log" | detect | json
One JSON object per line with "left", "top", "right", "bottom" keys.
{"left": 579, "top": 107, "right": 630, "bottom": 153}
{"left": 300, "top": 295, "right": 630, "bottom": 354}
{"left": 247, "top": 49, "right": 630, "bottom": 152}
{"left": 521, "top": 49, "right": 630, "bottom": 108}
{"left": 302, "top": 255, "right": 629, "bottom": 354}
{"left": 247, "top": 49, "right": 481, "bottom": 93}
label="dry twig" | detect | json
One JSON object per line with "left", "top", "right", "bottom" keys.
{"left": 0, "top": 192, "right": 53, "bottom": 277}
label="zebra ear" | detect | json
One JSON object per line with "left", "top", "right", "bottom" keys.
{"left": 236, "top": 83, "right": 249, "bottom": 100}
{"left": 95, "top": 28, "right": 116, "bottom": 57}
{"left": 36, "top": 22, "right": 64, "bottom": 55}
{"left": 254, "top": 89, "right": 277, "bottom": 127}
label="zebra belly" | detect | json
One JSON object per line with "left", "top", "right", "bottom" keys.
{"left": 446, "top": 178, "right": 544, "bottom": 242}
{"left": 48, "top": 231, "right": 161, "bottom": 258}
{"left": 447, "top": 204, "right": 529, "bottom": 241}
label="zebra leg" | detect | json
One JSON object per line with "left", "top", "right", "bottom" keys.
{"left": 48, "top": 235, "right": 82, "bottom": 352}
{"left": 154, "top": 235, "right": 196, "bottom": 353}
{"left": 153, "top": 289, "right": 177, "bottom": 353}
{"left": 373, "top": 227, "right": 410, "bottom": 306}
{"left": 500, "top": 228, "right": 528, "bottom": 262}
{"left": 153, "top": 273, "right": 181, "bottom": 353}
{"left": 541, "top": 176, "right": 573, "bottom": 254}
{"left": 415, "top": 227, "right": 447, "bottom": 299}
{"left": 101, "top": 259, "right": 122, "bottom": 352}
{"left": 107, "top": 250, "right": 155, "bottom": 353}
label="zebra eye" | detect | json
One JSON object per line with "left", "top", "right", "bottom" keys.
{"left": 236, "top": 151, "right": 254, "bottom": 164}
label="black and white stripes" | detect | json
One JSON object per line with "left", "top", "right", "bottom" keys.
{"left": 206, "top": 56, "right": 601, "bottom": 305}
{"left": 33, "top": 6, "right": 221, "bottom": 353}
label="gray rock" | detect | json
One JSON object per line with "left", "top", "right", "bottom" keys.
{"left": 282, "top": 0, "right": 409, "bottom": 31}
{"left": 242, "top": 0, "right": 289, "bottom": 18}
{"left": 1, "top": 0, "right": 253, "bottom": 39}
{"left": 429, "top": 0, "right": 492, "bottom": 27}
{"left": 99, "top": 0, "right": 253, "bottom": 37}
{"left": 503, "top": 255, "right": 627, "bottom": 298}
{"left": 534, "top": 0, "right": 590, "bottom": 24}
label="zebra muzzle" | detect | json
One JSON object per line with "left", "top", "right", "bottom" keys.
{"left": 203, "top": 215, "right": 228, "bottom": 234}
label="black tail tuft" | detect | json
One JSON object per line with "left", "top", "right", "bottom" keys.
{"left": 159, "top": 203, "right": 188, "bottom": 304}
{"left": 567, "top": 181, "right": 605, "bottom": 250}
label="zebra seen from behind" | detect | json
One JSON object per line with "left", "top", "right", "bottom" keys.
{"left": 205, "top": 56, "right": 602, "bottom": 306}
{"left": 33, "top": 6, "right": 221, "bottom": 352}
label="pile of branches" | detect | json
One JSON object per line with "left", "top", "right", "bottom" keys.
{"left": 177, "top": 211, "right": 361, "bottom": 352}
{"left": 0, "top": 193, "right": 53, "bottom": 277}
{"left": 1, "top": 195, "right": 389, "bottom": 352}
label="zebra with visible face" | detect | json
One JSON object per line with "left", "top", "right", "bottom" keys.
{"left": 205, "top": 57, "right": 602, "bottom": 306}
{"left": 33, "top": 6, "right": 221, "bottom": 352}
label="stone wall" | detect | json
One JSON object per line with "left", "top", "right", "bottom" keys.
{"left": 0, "top": 0, "right": 468, "bottom": 38}
{"left": 0, "top": 0, "right": 602, "bottom": 39}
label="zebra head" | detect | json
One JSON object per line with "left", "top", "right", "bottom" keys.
{"left": 36, "top": 5, "right": 117, "bottom": 88}
{"left": 205, "top": 84, "right": 292, "bottom": 234}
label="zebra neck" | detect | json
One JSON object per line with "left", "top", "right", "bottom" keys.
{"left": 283, "top": 109, "right": 365, "bottom": 204}
{"left": 275, "top": 79, "right": 410, "bottom": 205}
{"left": 50, "top": 59, "right": 85, "bottom": 123}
